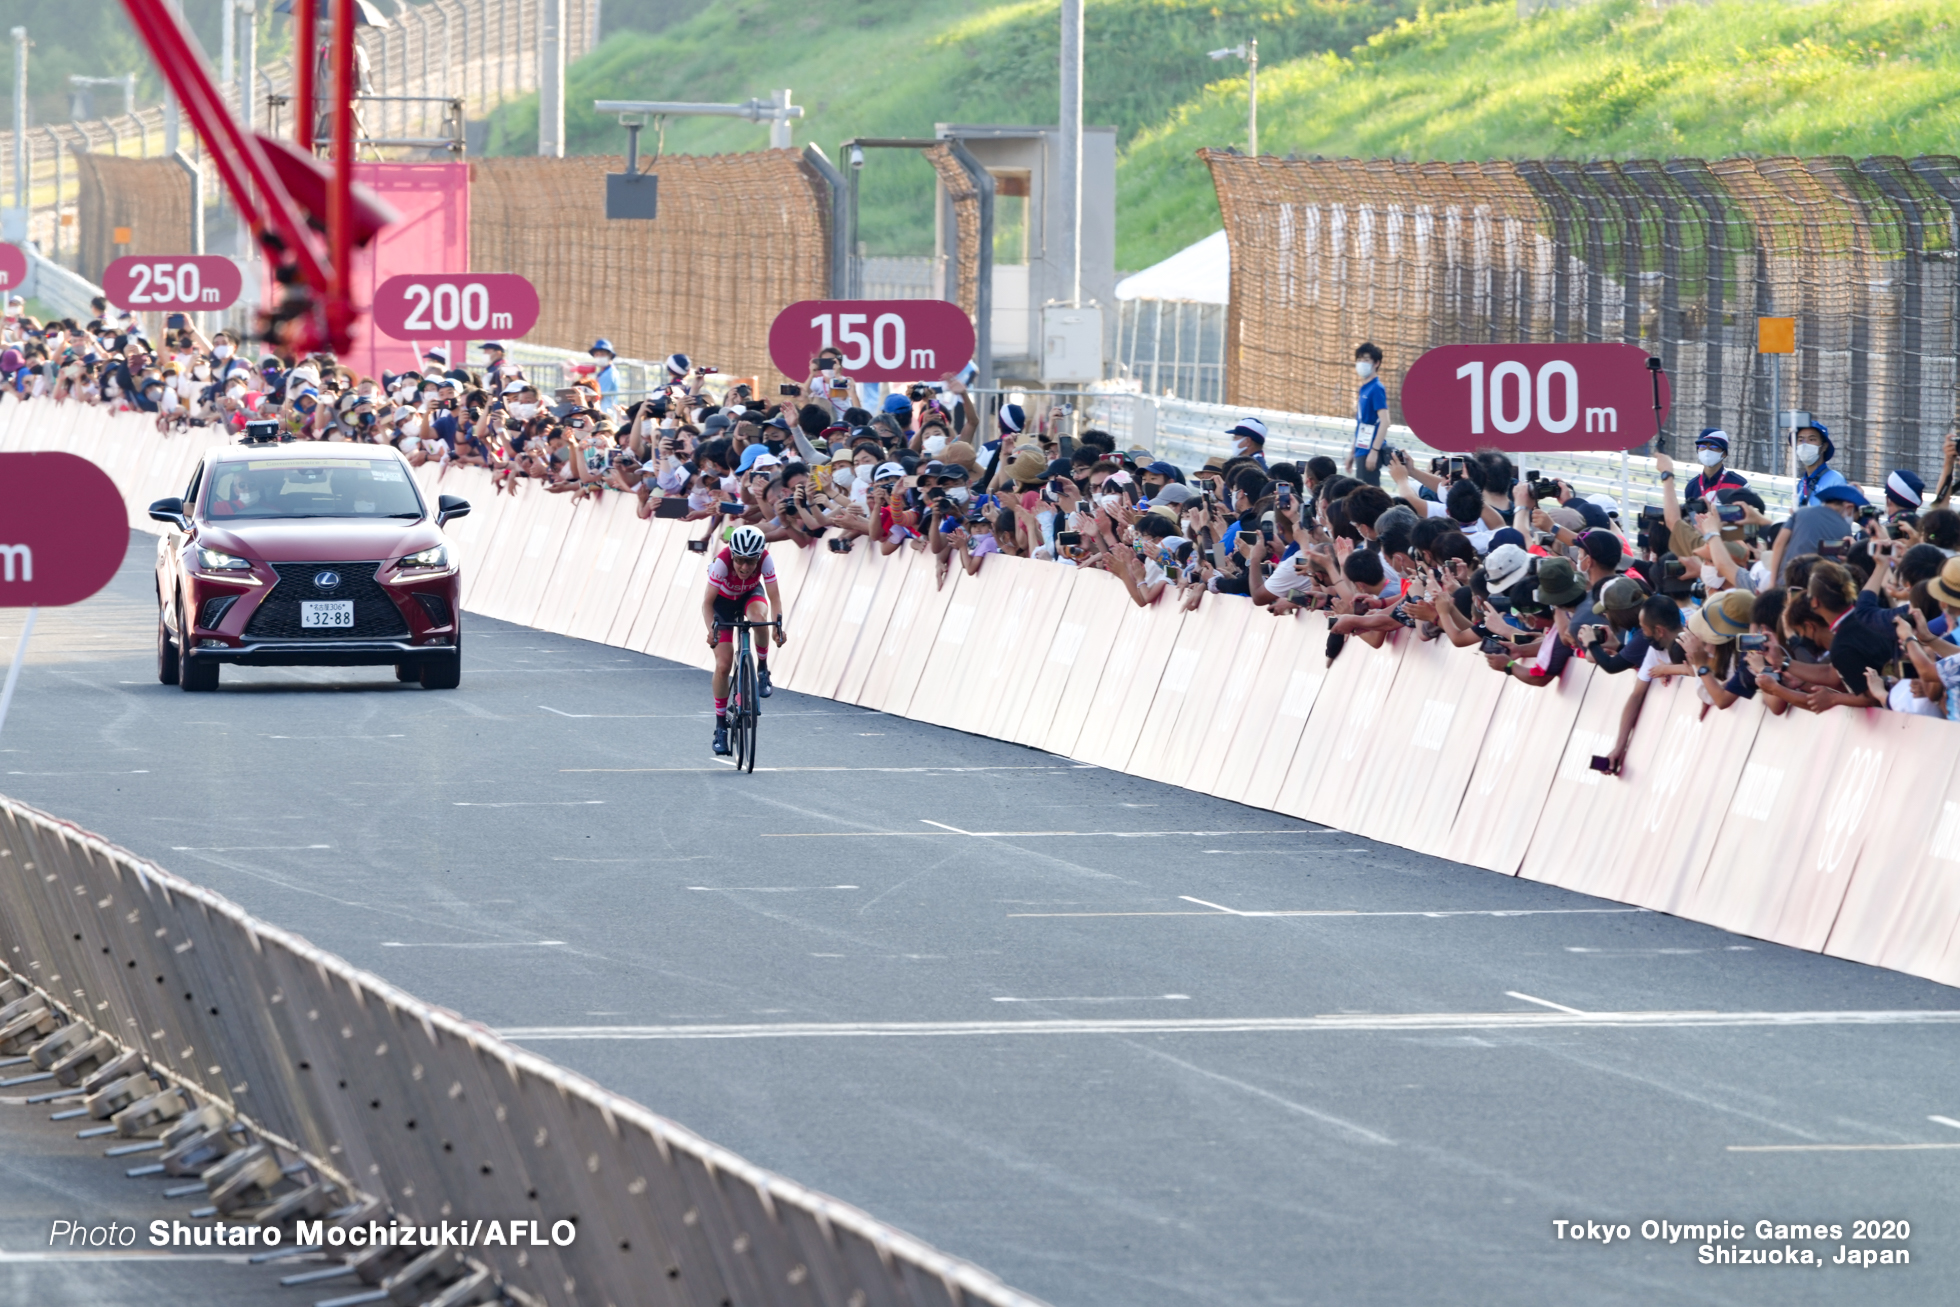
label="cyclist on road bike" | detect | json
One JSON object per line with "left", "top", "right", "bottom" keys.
{"left": 703, "top": 524, "right": 787, "bottom": 755}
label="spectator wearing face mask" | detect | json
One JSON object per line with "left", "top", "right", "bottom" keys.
{"left": 1348, "top": 342, "right": 1388, "bottom": 487}
{"left": 588, "top": 339, "right": 622, "bottom": 407}
{"left": 1791, "top": 421, "right": 1850, "bottom": 508}
{"left": 1672, "top": 428, "right": 1742, "bottom": 503}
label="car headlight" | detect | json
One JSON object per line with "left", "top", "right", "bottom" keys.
{"left": 195, "top": 546, "right": 253, "bottom": 572}
{"left": 398, "top": 543, "right": 450, "bottom": 570}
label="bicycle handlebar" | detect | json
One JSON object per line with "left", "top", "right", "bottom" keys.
{"left": 713, "top": 618, "right": 781, "bottom": 630}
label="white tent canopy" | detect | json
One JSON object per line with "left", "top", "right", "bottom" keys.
{"left": 1115, "top": 230, "right": 1229, "bottom": 304}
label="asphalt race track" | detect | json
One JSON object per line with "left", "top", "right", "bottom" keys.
{"left": 2, "top": 533, "right": 1957, "bottom": 1306}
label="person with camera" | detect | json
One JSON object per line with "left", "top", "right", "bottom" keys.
{"left": 1766, "top": 482, "right": 1863, "bottom": 585}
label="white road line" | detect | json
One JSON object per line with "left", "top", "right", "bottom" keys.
{"left": 1506, "top": 991, "right": 1589, "bottom": 1015}
{"left": 1009, "top": 906, "right": 1651, "bottom": 919}
{"left": 171, "top": 845, "right": 332, "bottom": 852}
{"left": 993, "top": 995, "right": 1191, "bottom": 1003}
{"left": 563, "top": 765, "right": 1071, "bottom": 774}
{"left": 497, "top": 1009, "right": 1960, "bottom": 1041}
{"left": 0, "top": 1251, "right": 263, "bottom": 1263}
{"left": 381, "top": 940, "right": 567, "bottom": 949}
{"left": 1928, "top": 1115, "right": 1960, "bottom": 1131}
{"left": 686, "top": 885, "right": 860, "bottom": 893}
{"left": 1180, "top": 896, "right": 1252, "bottom": 916}
{"left": 1726, "top": 1143, "right": 1960, "bottom": 1153}
{"left": 920, "top": 819, "right": 971, "bottom": 835}
{"left": 760, "top": 827, "right": 1327, "bottom": 838}
{"left": 453, "top": 800, "right": 605, "bottom": 807}
{"left": 1129, "top": 1042, "right": 1395, "bottom": 1146}
{"left": 541, "top": 706, "right": 844, "bottom": 719}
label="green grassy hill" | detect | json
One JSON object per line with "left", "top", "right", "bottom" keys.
{"left": 1121, "top": 0, "right": 1960, "bottom": 263}
{"left": 491, "top": 0, "right": 1960, "bottom": 270}
{"left": 483, "top": 0, "right": 1412, "bottom": 262}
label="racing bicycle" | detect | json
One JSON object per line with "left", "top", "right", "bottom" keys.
{"left": 717, "top": 618, "right": 778, "bottom": 773}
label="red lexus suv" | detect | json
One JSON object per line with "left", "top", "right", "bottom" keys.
{"left": 149, "top": 443, "right": 470, "bottom": 691}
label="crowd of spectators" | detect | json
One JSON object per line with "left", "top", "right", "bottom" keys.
{"left": 15, "top": 303, "right": 1960, "bottom": 754}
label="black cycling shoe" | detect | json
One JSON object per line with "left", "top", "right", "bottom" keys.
{"left": 758, "top": 663, "right": 773, "bottom": 698}
{"left": 712, "top": 725, "right": 731, "bottom": 756}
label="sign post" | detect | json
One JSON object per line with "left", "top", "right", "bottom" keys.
{"left": 1759, "top": 316, "right": 1797, "bottom": 484}
{"left": 0, "top": 452, "right": 128, "bottom": 741}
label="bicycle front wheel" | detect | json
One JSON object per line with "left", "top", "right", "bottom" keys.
{"left": 734, "top": 652, "right": 757, "bottom": 773}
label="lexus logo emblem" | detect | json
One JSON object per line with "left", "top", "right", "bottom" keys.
{"left": 314, "top": 571, "right": 342, "bottom": 590}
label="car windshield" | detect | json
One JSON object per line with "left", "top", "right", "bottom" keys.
{"left": 203, "top": 458, "right": 424, "bottom": 520}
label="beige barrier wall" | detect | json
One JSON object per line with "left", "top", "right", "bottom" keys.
{"left": 12, "top": 396, "right": 1959, "bottom": 993}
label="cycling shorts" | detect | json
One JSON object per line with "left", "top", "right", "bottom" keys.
{"left": 712, "top": 592, "right": 769, "bottom": 644}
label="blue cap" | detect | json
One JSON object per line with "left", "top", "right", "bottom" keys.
{"left": 1817, "top": 483, "right": 1868, "bottom": 508}
{"left": 589, "top": 338, "right": 615, "bottom": 356}
{"left": 999, "top": 403, "right": 1026, "bottom": 434}
{"left": 1488, "top": 526, "right": 1528, "bottom": 551}
{"left": 1695, "top": 427, "right": 1729, "bottom": 450}
{"left": 882, "top": 392, "right": 912, "bottom": 414}
{"left": 736, "top": 444, "right": 769, "bottom": 473}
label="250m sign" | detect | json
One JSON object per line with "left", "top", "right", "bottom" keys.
{"left": 768, "top": 300, "right": 976, "bottom": 383}
{"left": 371, "top": 275, "right": 540, "bottom": 341}
{"left": 103, "top": 256, "right": 244, "bottom": 312}
{"left": 1400, "top": 343, "right": 1668, "bottom": 454}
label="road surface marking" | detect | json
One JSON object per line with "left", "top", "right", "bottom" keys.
{"left": 498, "top": 1009, "right": 1960, "bottom": 1041}
{"left": 1506, "top": 991, "right": 1588, "bottom": 1015}
{"left": 1928, "top": 1115, "right": 1960, "bottom": 1131}
{"left": 171, "top": 844, "right": 332, "bottom": 852}
{"left": 758, "top": 828, "right": 1329, "bottom": 839}
{"left": 453, "top": 800, "right": 604, "bottom": 807}
{"left": 563, "top": 765, "right": 1071, "bottom": 774}
{"left": 381, "top": 940, "right": 567, "bottom": 949}
{"left": 1726, "top": 1142, "right": 1960, "bottom": 1152}
{"left": 993, "top": 995, "right": 1191, "bottom": 1003}
{"left": 687, "top": 885, "right": 860, "bottom": 893}
{"left": 1009, "top": 906, "right": 1650, "bottom": 918}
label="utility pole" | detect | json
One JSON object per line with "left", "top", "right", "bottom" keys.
{"left": 768, "top": 88, "right": 793, "bottom": 149}
{"left": 1209, "top": 40, "right": 1257, "bottom": 157}
{"left": 1059, "top": 0, "right": 1081, "bottom": 306}
{"left": 538, "top": 0, "right": 564, "bottom": 157}
{"left": 11, "top": 28, "right": 27, "bottom": 220}
{"left": 222, "top": 0, "right": 236, "bottom": 96}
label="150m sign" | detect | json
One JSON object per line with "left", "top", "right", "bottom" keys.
{"left": 372, "top": 274, "right": 539, "bottom": 341}
{"left": 768, "top": 300, "right": 976, "bottom": 382}
{"left": 1400, "top": 343, "right": 1668, "bottom": 454}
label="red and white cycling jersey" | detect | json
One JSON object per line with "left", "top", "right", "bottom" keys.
{"left": 706, "top": 546, "right": 775, "bottom": 600}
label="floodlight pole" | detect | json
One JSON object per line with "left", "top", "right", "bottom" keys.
{"left": 1059, "top": 0, "right": 1081, "bottom": 306}
{"left": 1208, "top": 40, "right": 1257, "bottom": 158}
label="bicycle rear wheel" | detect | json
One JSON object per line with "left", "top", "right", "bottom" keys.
{"left": 733, "top": 650, "right": 756, "bottom": 772}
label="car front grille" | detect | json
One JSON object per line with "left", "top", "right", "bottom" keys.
{"left": 243, "top": 562, "right": 410, "bottom": 641}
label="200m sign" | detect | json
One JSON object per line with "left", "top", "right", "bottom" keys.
{"left": 768, "top": 300, "right": 976, "bottom": 382}
{"left": 103, "top": 256, "right": 244, "bottom": 312}
{"left": 1400, "top": 343, "right": 1668, "bottom": 454}
{"left": 372, "top": 275, "right": 539, "bottom": 341}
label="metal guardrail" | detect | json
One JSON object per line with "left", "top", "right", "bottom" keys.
{"left": 1074, "top": 389, "right": 1807, "bottom": 517}
{"left": 0, "top": 793, "right": 1049, "bottom": 1307}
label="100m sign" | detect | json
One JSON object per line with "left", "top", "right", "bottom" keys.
{"left": 1400, "top": 343, "right": 1668, "bottom": 454}
{"left": 372, "top": 275, "right": 540, "bottom": 341}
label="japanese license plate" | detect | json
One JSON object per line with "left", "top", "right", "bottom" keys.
{"left": 300, "top": 600, "right": 354, "bottom": 629}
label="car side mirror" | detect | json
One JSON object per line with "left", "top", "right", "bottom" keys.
{"left": 148, "top": 496, "right": 189, "bottom": 531}
{"left": 436, "top": 494, "right": 471, "bottom": 527}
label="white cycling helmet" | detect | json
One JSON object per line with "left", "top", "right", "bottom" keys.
{"left": 728, "top": 525, "right": 767, "bottom": 558}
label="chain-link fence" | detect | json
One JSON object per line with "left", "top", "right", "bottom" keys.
{"left": 469, "top": 152, "right": 833, "bottom": 384}
{"left": 1206, "top": 151, "right": 1960, "bottom": 485}
{"left": 72, "top": 155, "right": 192, "bottom": 285}
{"left": 4, "top": 0, "right": 599, "bottom": 270}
